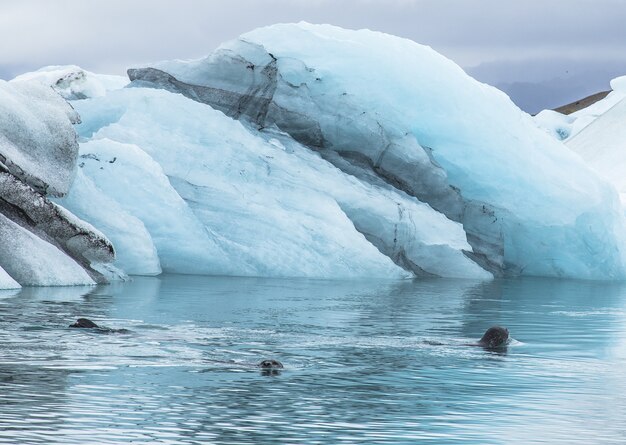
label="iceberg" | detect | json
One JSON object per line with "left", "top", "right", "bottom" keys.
{"left": 0, "top": 264, "right": 20, "bottom": 290}
{"left": 5, "top": 25, "right": 626, "bottom": 282}
{"left": 11, "top": 65, "right": 128, "bottom": 100}
{"left": 0, "top": 80, "right": 79, "bottom": 196}
{"left": 566, "top": 76, "right": 626, "bottom": 207}
{"left": 125, "top": 22, "right": 626, "bottom": 279}
{"left": 0, "top": 79, "right": 119, "bottom": 288}
{"left": 67, "top": 87, "right": 487, "bottom": 278}
{"left": 536, "top": 76, "right": 626, "bottom": 142}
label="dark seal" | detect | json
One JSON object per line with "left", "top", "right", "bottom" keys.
{"left": 258, "top": 359, "right": 283, "bottom": 376}
{"left": 258, "top": 359, "right": 283, "bottom": 369}
{"left": 70, "top": 318, "right": 99, "bottom": 328}
{"left": 69, "top": 318, "right": 130, "bottom": 334}
{"left": 477, "top": 326, "right": 509, "bottom": 349}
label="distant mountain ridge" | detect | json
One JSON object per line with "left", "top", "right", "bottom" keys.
{"left": 553, "top": 91, "right": 610, "bottom": 115}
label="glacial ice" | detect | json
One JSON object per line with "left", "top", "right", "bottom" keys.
{"left": 61, "top": 137, "right": 233, "bottom": 276}
{"left": 5, "top": 24, "right": 626, "bottom": 282}
{"left": 56, "top": 169, "right": 161, "bottom": 276}
{"left": 0, "top": 80, "right": 79, "bottom": 196}
{"left": 127, "top": 22, "right": 626, "bottom": 279}
{"left": 0, "top": 264, "right": 20, "bottom": 290}
{"left": 535, "top": 76, "right": 626, "bottom": 142}
{"left": 0, "top": 212, "right": 96, "bottom": 286}
{"left": 567, "top": 94, "right": 626, "bottom": 206}
{"left": 68, "top": 87, "right": 489, "bottom": 278}
{"left": 0, "top": 78, "right": 119, "bottom": 288}
{"left": 12, "top": 65, "right": 128, "bottom": 100}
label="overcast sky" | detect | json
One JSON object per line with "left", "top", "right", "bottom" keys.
{"left": 2, "top": 0, "right": 626, "bottom": 112}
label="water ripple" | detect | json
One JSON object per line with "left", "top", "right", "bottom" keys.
{"left": 1, "top": 276, "right": 626, "bottom": 443}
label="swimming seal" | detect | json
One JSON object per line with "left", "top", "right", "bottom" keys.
{"left": 258, "top": 359, "right": 283, "bottom": 369}
{"left": 477, "top": 326, "right": 509, "bottom": 349}
{"left": 69, "top": 318, "right": 99, "bottom": 328}
{"left": 258, "top": 359, "right": 283, "bottom": 376}
{"left": 69, "top": 318, "right": 130, "bottom": 334}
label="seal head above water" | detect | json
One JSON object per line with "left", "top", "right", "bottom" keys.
{"left": 477, "top": 326, "right": 509, "bottom": 349}
{"left": 258, "top": 359, "right": 283, "bottom": 369}
{"left": 69, "top": 318, "right": 99, "bottom": 328}
{"left": 258, "top": 359, "right": 283, "bottom": 375}
{"left": 69, "top": 318, "right": 130, "bottom": 334}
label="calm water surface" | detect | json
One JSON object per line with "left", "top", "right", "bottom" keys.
{"left": 1, "top": 275, "right": 626, "bottom": 444}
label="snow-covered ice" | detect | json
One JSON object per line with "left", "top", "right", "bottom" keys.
{"left": 0, "top": 212, "right": 96, "bottom": 286}
{"left": 533, "top": 74, "right": 626, "bottom": 214}
{"left": 567, "top": 89, "right": 626, "bottom": 207}
{"left": 0, "top": 264, "right": 20, "bottom": 290}
{"left": 12, "top": 65, "right": 128, "bottom": 100}
{"left": 0, "top": 80, "right": 79, "bottom": 196}
{"left": 0, "top": 77, "right": 119, "bottom": 288}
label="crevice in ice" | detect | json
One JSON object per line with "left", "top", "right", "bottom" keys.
{"left": 0, "top": 153, "right": 49, "bottom": 196}
{"left": 229, "top": 55, "right": 277, "bottom": 124}
{"left": 308, "top": 147, "right": 503, "bottom": 275}
{"left": 421, "top": 146, "right": 443, "bottom": 169}
{"left": 350, "top": 226, "right": 435, "bottom": 277}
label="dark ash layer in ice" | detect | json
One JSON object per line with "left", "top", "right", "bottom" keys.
{"left": 128, "top": 43, "right": 504, "bottom": 276}
{"left": 0, "top": 80, "right": 117, "bottom": 286}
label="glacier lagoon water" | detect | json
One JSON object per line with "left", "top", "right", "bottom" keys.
{"left": 1, "top": 275, "right": 626, "bottom": 444}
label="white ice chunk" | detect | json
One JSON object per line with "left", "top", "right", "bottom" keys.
{"left": 0, "top": 213, "right": 95, "bottom": 286}
{"left": 533, "top": 110, "right": 574, "bottom": 141}
{"left": 12, "top": 65, "right": 128, "bottom": 100}
{"left": 0, "top": 265, "right": 20, "bottom": 290}
{"left": 56, "top": 169, "right": 161, "bottom": 276}
{"left": 75, "top": 138, "right": 230, "bottom": 274}
{"left": 567, "top": 97, "right": 626, "bottom": 206}
{"left": 0, "top": 80, "right": 79, "bottom": 196}
{"left": 610, "top": 75, "right": 626, "bottom": 93}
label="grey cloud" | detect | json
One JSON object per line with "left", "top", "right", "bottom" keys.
{"left": 1, "top": 0, "right": 626, "bottom": 111}
{"left": 467, "top": 57, "right": 626, "bottom": 114}
{"left": 3, "top": 0, "right": 626, "bottom": 69}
